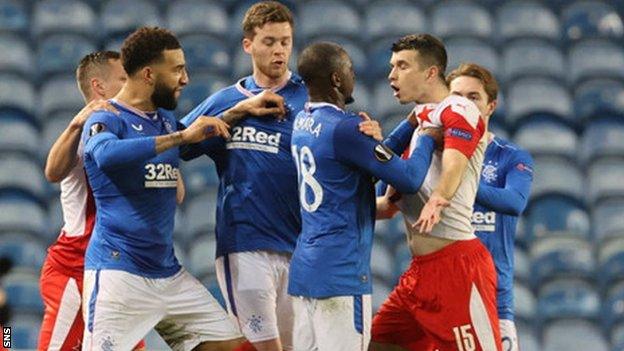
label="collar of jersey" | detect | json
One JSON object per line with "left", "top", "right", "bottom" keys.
{"left": 235, "top": 71, "right": 293, "bottom": 97}
{"left": 305, "top": 102, "right": 344, "bottom": 113}
{"left": 110, "top": 99, "right": 159, "bottom": 122}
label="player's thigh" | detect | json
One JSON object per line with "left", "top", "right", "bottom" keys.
{"left": 292, "top": 296, "right": 317, "bottom": 351}
{"left": 39, "top": 263, "right": 83, "bottom": 351}
{"left": 215, "top": 251, "right": 282, "bottom": 343}
{"left": 371, "top": 283, "right": 435, "bottom": 351}
{"left": 84, "top": 269, "right": 162, "bottom": 351}
{"left": 158, "top": 269, "right": 242, "bottom": 351}
{"left": 499, "top": 320, "right": 517, "bottom": 351}
{"left": 412, "top": 241, "right": 500, "bottom": 351}
{"left": 312, "top": 295, "right": 371, "bottom": 351}
{"left": 275, "top": 252, "right": 295, "bottom": 350}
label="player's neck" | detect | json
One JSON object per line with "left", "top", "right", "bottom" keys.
{"left": 114, "top": 81, "right": 157, "bottom": 112}
{"left": 308, "top": 89, "right": 345, "bottom": 110}
{"left": 252, "top": 70, "right": 289, "bottom": 89}
{"left": 419, "top": 82, "right": 449, "bottom": 104}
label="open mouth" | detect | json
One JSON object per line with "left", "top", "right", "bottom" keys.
{"left": 390, "top": 84, "right": 400, "bottom": 96}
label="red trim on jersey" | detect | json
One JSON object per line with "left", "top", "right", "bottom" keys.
{"left": 440, "top": 106, "right": 485, "bottom": 158}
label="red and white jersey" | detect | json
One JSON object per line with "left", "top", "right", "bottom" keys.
{"left": 397, "top": 95, "right": 487, "bottom": 241}
{"left": 46, "top": 144, "right": 96, "bottom": 278}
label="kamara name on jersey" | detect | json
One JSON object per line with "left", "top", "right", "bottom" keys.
{"left": 472, "top": 211, "right": 496, "bottom": 232}
{"left": 227, "top": 126, "right": 282, "bottom": 154}
{"left": 144, "top": 163, "right": 179, "bottom": 188}
{"left": 293, "top": 115, "right": 323, "bottom": 138}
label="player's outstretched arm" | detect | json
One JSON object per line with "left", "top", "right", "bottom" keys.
{"left": 44, "top": 100, "right": 118, "bottom": 182}
{"left": 176, "top": 172, "right": 185, "bottom": 205}
{"left": 222, "top": 90, "right": 286, "bottom": 125}
{"left": 334, "top": 118, "right": 436, "bottom": 194}
{"left": 476, "top": 151, "right": 533, "bottom": 215}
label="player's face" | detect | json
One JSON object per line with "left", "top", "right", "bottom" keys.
{"left": 150, "top": 49, "right": 189, "bottom": 110}
{"left": 244, "top": 22, "right": 293, "bottom": 82}
{"left": 449, "top": 76, "right": 496, "bottom": 119}
{"left": 388, "top": 50, "right": 429, "bottom": 104}
{"left": 101, "top": 59, "right": 127, "bottom": 99}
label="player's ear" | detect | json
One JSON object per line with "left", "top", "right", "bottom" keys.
{"left": 426, "top": 65, "right": 438, "bottom": 81}
{"left": 331, "top": 71, "right": 341, "bottom": 88}
{"left": 242, "top": 37, "right": 253, "bottom": 54}
{"left": 142, "top": 67, "right": 155, "bottom": 86}
{"left": 90, "top": 77, "right": 105, "bottom": 99}
{"left": 487, "top": 99, "right": 498, "bottom": 118}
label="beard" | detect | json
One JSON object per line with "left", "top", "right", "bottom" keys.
{"left": 151, "top": 80, "right": 178, "bottom": 110}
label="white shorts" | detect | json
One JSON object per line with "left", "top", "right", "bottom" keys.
{"left": 215, "top": 250, "right": 294, "bottom": 349}
{"left": 82, "top": 268, "right": 241, "bottom": 351}
{"left": 293, "top": 294, "right": 371, "bottom": 351}
{"left": 500, "top": 319, "right": 518, "bottom": 351}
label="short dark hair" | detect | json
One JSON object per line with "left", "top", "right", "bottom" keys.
{"left": 76, "top": 50, "right": 120, "bottom": 100}
{"left": 242, "top": 1, "right": 294, "bottom": 39}
{"left": 121, "top": 27, "right": 181, "bottom": 76}
{"left": 392, "top": 34, "right": 447, "bottom": 82}
{"left": 447, "top": 62, "right": 499, "bottom": 102}
{"left": 298, "top": 42, "right": 348, "bottom": 87}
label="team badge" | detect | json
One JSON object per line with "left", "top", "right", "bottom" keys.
{"left": 482, "top": 164, "right": 498, "bottom": 183}
{"left": 89, "top": 123, "right": 106, "bottom": 136}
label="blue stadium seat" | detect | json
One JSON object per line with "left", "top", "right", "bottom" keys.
{"left": 371, "top": 239, "right": 394, "bottom": 281}
{"left": 40, "top": 76, "right": 85, "bottom": 116}
{"left": 598, "top": 238, "right": 624, "bottom": 287}
{"left": 526, "top": 195, "right": 590, "bottom": 244}
{"left": 575, "top": 79, "right": 624, "bottom": 121}
{"left": 37, "top": 34, "right": 97, "bottom": 78}
{"left": 0, "top": 0, "right": 29, "bottom": 33}
{"left": 0, "top": 157, "right": 47, "bottom": 202}
{"left": 32, "top": 0, "right": 96, "bottom": 37}
{"left": 530, "top": 157, "right": 584, "bottom": 202}
{"left": 101, "top": 0, "right": 161, "bottom": 37}
{"left": 0, "top": 234, "right": 46, "bottom": 272}
{"left": 515, "top": 246, "right": 529, "bottom": 282}
{"left": 530, "top": 237, "right": 595, "bottom": 286}
{"left": 167, "top": 0, "right": 228, "bottom": 36}
{"left": 186, "top": 191, "right": 217, "bottom": 237}
{"left": 587, "top": 157, "right": 624, "bottom": 204}
{"left": 0, "top": 117, "right": 40, "bottom": 157}
{"left": 47, "top": 196, "right": 63, "bottom": 237}
{"left": 299, "top": 0, "right": 360, "bottom": 41}
{"left": 180, "top": 34, "right": 230, "bottom": 75}
{"left": 562, "top": 0, "right": 624, "bottom": 42}
{"left": 349, "top": 82, "right": 373, "bottom": 116}
{"left": 179, "top": 157, "right": 219, "bottom": 197}
{"left": 173, "top": 210, "right": 190, "bottom": 250}
{"left": 372, "top": 278, "right": 392, "bottom": 312}
{"left": 505, "top": 78, "right": 573, "bottom": 127}
{"left": 569, "top": 39, "right": 624, "bottom": 84}
{"left": 373, "top": 80, "right": 412, "bottom": 118}
{"left": 5, "top": 272, "right": 44, "bottom": 314}
{"left": 42, "top": 114, "right": 74, "bottom": 160}
{"left": 543, "top": 319, "right": 608, "bottom": 351}
{"left": 495, "top": 1, "right": 560, "bottom": 42}
{"left": 580, "top": 119, "right": 624, "bottom": 164}
{"left": 367, "top": 38, "right": 394, "bottom": 82}
{"left": 501, "top": 39, "right": 565, "bottom": 82}
{"left": 11, "top": 316, "right": 40, "bottom": 350}
{"left": 188, "top": 236, "right": 216, "bottom": 277}
{"left": 446, "top": 38, "right": 500, "bottom": 76}
{"left": 0, "top": 34, "right": 33, "bottom": 77}
{"left": 603, "top": 281, "right": 624, "bottom": 329}
{"left": 176, "top": 73, "right": 229, "bottom": 116}
{"left": 364, "top": 1, "right": 427, "bottom": 41}
{"left": 612, "top": 322, "right": 624, "bottom": 351}
{"left": 514, "top": 281, "right": 536, "bottom": 322}
{"left": 516, "top": 321, "right": 541, "bottom": 351}
{"left": 0, "top": 74, "right": 36, "bottom": 117}
{"left": 513, "top": 120, "right": 577, "bottom": 159}
{"left": 431, "top": 1, "right": 493, "bottom": 39}
{"left": 593, "top": 198, "right": 624, "bottom": 242}
{"left": 0, "top": 197, "right": 47, "bottom": 238}
{"left": 537, "top": 279, "right": 600, "bottom": 321}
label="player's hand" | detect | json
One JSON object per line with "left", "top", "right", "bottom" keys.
{"left": 358, "top": 112, "right": 383, "bottom": 142}
{"left": 419, "top": 127, "right": 444, "bottom": 150}
{"left": 413, "top": 194, "right": 450, "bottom": 234}
{"left": 72, "top": 100, "right": 119, "bottom": 128}
{"left": 235, "top": 90, "right": 286, "bottom": 119}
{"left": 181, "top": 116, "right": 230, "bottom": 143}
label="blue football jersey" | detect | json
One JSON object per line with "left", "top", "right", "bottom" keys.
{"left": 473, "top": 135, "right": 534, "bottom": 321}
{"left": 180, "top": 73, "right": 308, "bottom": 257}
{"left": 81, "top": 100, "right": 181, "bottom": 278}
{"left": 289, "top": 103, "right": 435, "bottom": 298}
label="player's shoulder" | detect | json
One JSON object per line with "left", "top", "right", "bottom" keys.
{"left": 85, "top": 109, "right": 122, "bottom": 127}
{"left": 491, "top": 136, "right": 533, "bottom": 163}
{"left": 436, "top": 95, "right": 481, "bottom": 122}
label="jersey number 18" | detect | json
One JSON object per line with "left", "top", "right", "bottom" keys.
{"left": 291, "top": 145, "right": 323, "bottom": 212}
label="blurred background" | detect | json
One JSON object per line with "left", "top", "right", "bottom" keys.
{"left": 1, "top": 0, "right": 624, "bottom": 349}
